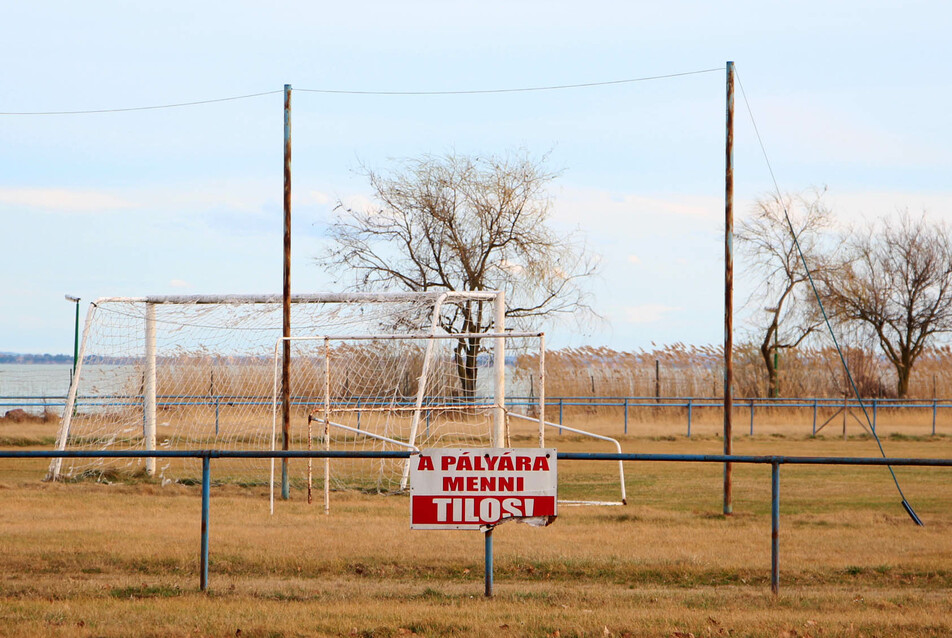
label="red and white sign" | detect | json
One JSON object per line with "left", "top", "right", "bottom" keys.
{"left": 410, "top": 448, "right": 557, "bottom": 530}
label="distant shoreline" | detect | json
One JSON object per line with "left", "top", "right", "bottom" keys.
{"left": 0, "top": 354, "right": 72, "bottom": 364}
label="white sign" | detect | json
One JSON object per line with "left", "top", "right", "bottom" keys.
{"left": 410, "top": 448, "right": 557, "bottom": 530}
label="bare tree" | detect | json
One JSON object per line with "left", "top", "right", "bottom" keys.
{"left": 319, "top": 151, "right": 598, "bottom": 396}
{"left": 819, "top": 212, "right": 952, "bottom": 398}
{"left": 737, "top": 189, "right": 833, "bottom": 397}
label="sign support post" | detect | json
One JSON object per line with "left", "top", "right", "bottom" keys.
{"left": 484, "top": 528, "right": 494, "bottom": 597}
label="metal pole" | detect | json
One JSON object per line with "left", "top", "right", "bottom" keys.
{"left": 65, "top": 295, "right": 81, "bottom": 376}
{"left": 749, "top": 399, "right": 754, "bottom": 436}
{"left": 323, "top": 338, "right": 330, "bottom": 514}
{"left": 771, "top": 460, "right": 780, "bottom": 595}
{"left": 144, "top": 303, "right": 157, "bottom": 477}
{"left": 843, "top": 394, "right": 848, "bottom": 440}
{"left": 201, "top": 454, "right": 210, "bottom": 592}
{"left": 687, "top": 399, "right": 693, "bottom": 437}
{"left": 932, "top": 397, "right": 939, "bottom": 436}
{"left": 624, "top": 397, "right": 628, "bottom": 434}
{"left": 493, "top": 291, "right": 506, "bottom": 447}
{"left": 655, "top": 359, "right": 660, "bottom": 401}
{"left": 813, "top": 399, "right": 818, "bottom": 435}
{"left": 933, "top": 399, "right": 938, "bottom": 436}
{"left": 539, "top": 334, "right": 546, "bottom": 448}
{"left": 281, "top": 83, "right": 292, "bottom": 500}
{"left": 724, "top": 60, "right": 735, "bottom": 516}
{"left": 484, "top": 528, "right": 494, "bottom": 597}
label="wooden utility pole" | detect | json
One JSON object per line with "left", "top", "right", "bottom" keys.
{"left": 723, "top": 61, "right": 735, "bottom": 516}
{"left": 282, "top": 84, "right": 292, "bottom": 500}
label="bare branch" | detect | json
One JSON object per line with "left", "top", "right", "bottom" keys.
{"left": 317, "top": 150, "right": 600, "bottom": 391}
{"left": 818, "top": 211, "right": 952, "bottom": 397}
{"left": 737, "top": 187, "right": 834, "bottom": 397}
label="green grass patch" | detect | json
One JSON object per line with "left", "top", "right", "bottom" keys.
{"left": 0, "top": 436, "right": 56, "bottom": 447}
{"left": 109, "top": 584, "right": 184, "bottom": 599}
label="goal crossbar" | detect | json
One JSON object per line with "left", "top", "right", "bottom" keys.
{"left": 47, "top": 291, "right": 506, "bottom": 483}
{"left": 97, "top": 292, "right": 500, "bottom": 305}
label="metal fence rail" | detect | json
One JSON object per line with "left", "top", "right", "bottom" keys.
{"left": 4, "top": 394, "right": 951, "bottom": 436}
{"left": 1, "top": 449, "right": 949, "bottom": 594}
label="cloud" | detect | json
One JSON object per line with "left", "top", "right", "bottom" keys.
{"left": 303, "top": 190, "right": 332, "bottom": 206}
{"left": 552, "top": 186, "right": 720, "bottom": 236}
{"left": 627, "top": 254, "right": 641, "bottom": 264}
{"left": 169, "top": 279, "right": 190, "bottom": 288}
{"left": 0, "top": 188, "right": 132, "bottom": 213}
{"left": 824, "top": 190, "right": 952, "bottom": 225}
{"left": 622, "top": 304, "right": 680, "bottom": 324}
{"left": 753, "top": 96, "right": 947, "bottom": 168}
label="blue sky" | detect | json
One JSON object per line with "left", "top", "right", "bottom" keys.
{"left": 2, "top": 1, "right": 951, "bottom": 354}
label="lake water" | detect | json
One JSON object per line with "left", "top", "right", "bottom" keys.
{"left": 0, "top": 364, "right": 139, "bottom": 414}
{"left": 0, "top": 363, "right": 530, "bottom": 415}
{"left": 0, "top": 364, "right": 74, "bottom": 398}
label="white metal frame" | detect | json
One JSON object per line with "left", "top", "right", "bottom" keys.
{"left": 509, "top": 412, "right": 627, "bottom": 506}
{"left": 48, "top": 291, "right": 503, "bottom": 482}
{"left": 269, "top": 330, "right": 544, "bottom": 512}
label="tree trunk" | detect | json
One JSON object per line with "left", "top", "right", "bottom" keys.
{"left": 455, "top": 336, "right": 480, "bottom": 399}
{"left": 760, "top": 343, "right": 778, "bottom": 399}
{"left": 896, "top": 364, "right": 911, "bottom": 399}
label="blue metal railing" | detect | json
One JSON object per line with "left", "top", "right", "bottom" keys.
{"left": 1, "top": 448, "right": 949, "bottom": 595}
{"left": 4, "top": 394, "right": 949, "bottom": 436}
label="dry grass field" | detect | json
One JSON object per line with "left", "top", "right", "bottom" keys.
{"left": 2, "top": 413, "right": 951, "bottom": 637}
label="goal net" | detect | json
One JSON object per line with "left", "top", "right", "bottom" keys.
{"left": 271, "top": 331, "right": 546, "bottom": 506}
{"left": 47, "top": 291, "right": 515, "bottom": 485}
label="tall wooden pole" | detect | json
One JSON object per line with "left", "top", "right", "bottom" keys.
{"left": 282, "top": 84, "right": 292, "bottom": 500}
{"left": 723, "top": 61, "right": 735, "bottom": 515}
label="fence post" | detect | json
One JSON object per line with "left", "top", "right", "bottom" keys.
{"left": 559, "top": 399, "right": 563, "bottom": 429}
{"left": 201, "top": 454, "right": 210, "bottom": 592}
{"left": 687, "top": 399, "right": 693, "bottom": 438}
{"left": 484, "top": 528, "right": 494, "bottom": 598}
{"left": 812, "top": 399, "right": 818, "bottom": 436}
{"left": 624, "top": 397, "right": 628, "bottom": 435}
{"left": 771, "top": 460, "right": 780, "bottom": 595}
{"left": 749, "top": 399, "right": 754, "bottom": 436}
{"left": 933, "top": 399, "right": 938, "bottom": 436}
{"left": 872, "top": 399, "right": 877, "bottom": 434}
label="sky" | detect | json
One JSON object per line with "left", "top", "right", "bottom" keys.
{"left": 2, "top": 0, "right": 951, "bottom": 355}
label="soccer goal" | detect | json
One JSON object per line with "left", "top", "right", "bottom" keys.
{"left": 269, "top": 330, "right": 547, "bottom": 510}
{"left": 47, "top": 291, "right": 506, "bottom": 484}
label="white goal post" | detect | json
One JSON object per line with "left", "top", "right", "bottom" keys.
{"left": 47, "top": 291, "right": 504, "bottom": 484}
{"left": 268, "top": 331, "right": 548, "bottom": 511}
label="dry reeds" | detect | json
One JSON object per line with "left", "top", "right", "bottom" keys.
{"left": 518, "top": 343, "right": 952, "bottom": 400}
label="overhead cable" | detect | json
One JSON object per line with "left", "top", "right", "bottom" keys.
{"left": 0, "top": 67, "right": 723, "bottom": 115}
{"left": 734, "top": 66, "right": 923, "bottom": 526}
{"left": 295, "top": 67, "right": 724, "bottom": 95}
{"left": 0, "top": 90, "right": 284, "bottom": 116}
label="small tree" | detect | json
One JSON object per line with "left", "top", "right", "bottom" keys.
{"left": 737, "top": 189, "right": 833, "bottom": 397}
{"left": 820, "top": 212, "right": 952, "bottom": 398}
{"left": 319, "top": 151, "right": 598, "bottom": 396}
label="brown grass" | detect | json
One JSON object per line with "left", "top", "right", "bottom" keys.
{"left": 2, "top": 418, "right": 952, "bottom": 636}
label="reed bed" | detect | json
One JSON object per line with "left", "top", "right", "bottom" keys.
{"left": 518, "top": 344, "right": 952, "bottom": 400}
{"left": 145, "top": 343, "right": 952, "bottom": 418}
